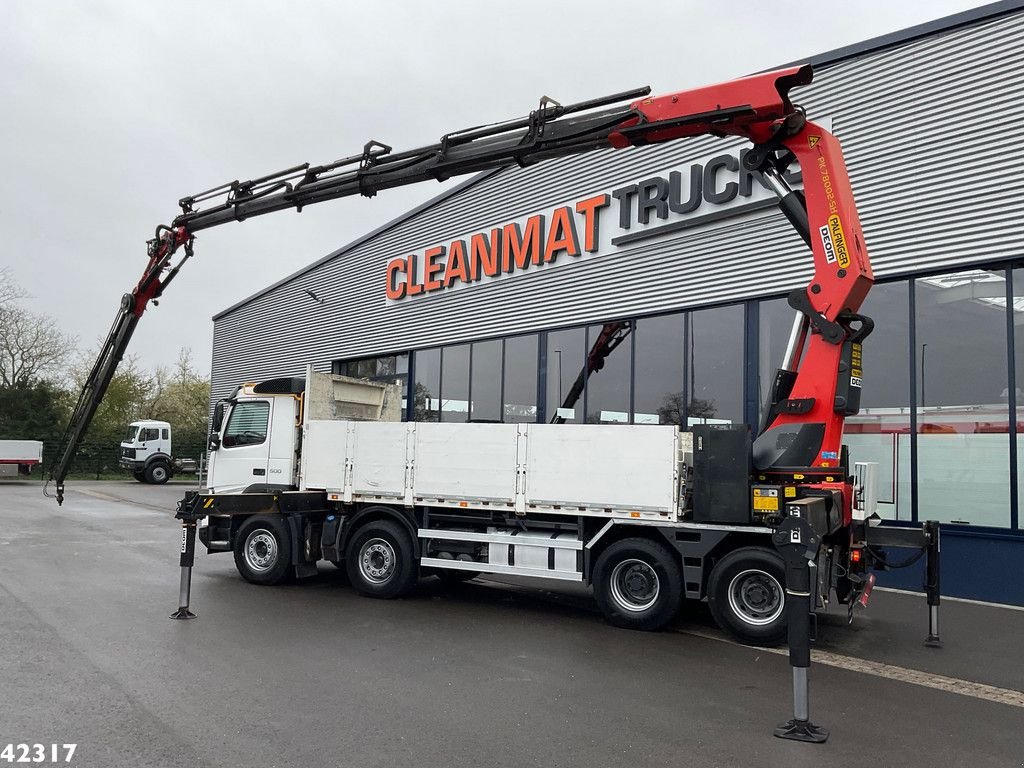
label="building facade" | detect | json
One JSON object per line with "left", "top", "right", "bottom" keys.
{"left": 211, "top": 2, "right": 1024, "bottom": 605}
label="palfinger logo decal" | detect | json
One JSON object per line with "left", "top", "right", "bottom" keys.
{"left": 819, "top": 214, "right": 850, "bottom": 268}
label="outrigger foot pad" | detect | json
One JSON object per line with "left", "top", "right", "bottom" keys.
{"left": 925, "top": 634, "right": 943, "bottom": 648}
{"left": 774, "top": 719, "right": 829, "bottom": 743}
{"left": 169, "top": 608, "right": 197, "bottom": 620}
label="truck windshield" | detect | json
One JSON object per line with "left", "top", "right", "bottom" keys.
{"left": 124, "top": 426, "right": 139, "bottom": 442}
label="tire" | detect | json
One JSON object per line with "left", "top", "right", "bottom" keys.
{"left": 592, "top": 537, "right": 683, "bottom": 631}
{"left": 345, "top": 519, "right": 417, "bottom": 599}
{"left": 707, "top": 547, "right": 787, "bottom": 646}
{"left": 233, "top": 515, "right": 293, "bottom": 585}
{"left": 144, "top": 461, "right": 170, "bottom": 485}
{"left": 132, "top": 469, "right": 146, "bottom": 483}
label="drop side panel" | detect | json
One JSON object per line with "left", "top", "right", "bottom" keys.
{"left": 300, "top": 420, "right": 351, "bottom": 492}
{"left": 413, "top": 423, "right": 519, "bottom": 504}
{"left": 350, "top": 422, "right": 410, "bottom": 499}
{"left": 524, "top": 425, "right": 679, "bottom": 520}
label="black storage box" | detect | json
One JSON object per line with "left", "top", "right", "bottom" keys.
{"left": 692, "top": 424, "right": 752, "bottom": 524}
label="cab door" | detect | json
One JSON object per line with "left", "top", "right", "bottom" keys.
{"left": 210, "top": 399, "right": 272, "bottom": 493}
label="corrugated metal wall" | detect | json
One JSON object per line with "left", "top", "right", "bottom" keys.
{"left": 211, "top": 11, "right": 1024, "bottom": 402}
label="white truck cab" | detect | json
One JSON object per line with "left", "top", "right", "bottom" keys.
{"left": 120, "top": 420, "right": 176, "bottom": 484}
{"left": 206, "top": 380, "right": 302, "bottom": 494}
{"left": 206, "top": 372, "right": 402, "bottom": 495}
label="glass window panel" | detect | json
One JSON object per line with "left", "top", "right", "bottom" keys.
{"left": 441, "top": 344, "right": 470, "bottom": 423}
{"left": 757, "top": 297, "right": 796, "bottom": 408}
{"left": 222, "top": 401, "right": 269, "bottom": 447}
{"left": 413, "top": 348, "right": 440, "bottom": 422}
{"left": 841, "top": 282, "right": 912, "bottom": 520}
{"left": 916, "top": 269, "right": 1010, "bottom": 527}
{"left": 470, "top": 340, "right": 502, "bottom": 422}
{"left": 585, "top": 321, "right": 632, "bottom": 424}
{"left": 689, "top": 304, "right": 744, "bottom": 425}
{"left": 504, "top": 334, "right": 538, "bottom": 423}
{"left": 546, "top": 327, "right": 585, "bottom": 423}
{"left": 634, "top": 313, "right": 685, "bottom": 425}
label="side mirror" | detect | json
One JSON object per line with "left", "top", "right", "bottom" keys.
{"left": 208, "top": 433, "right": 221, "bottom": 452}
{"left": 213, "top": 401, "right": 227, "bottom": 432}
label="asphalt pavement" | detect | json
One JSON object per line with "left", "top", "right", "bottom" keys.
{"left": 1, "top": 479, "right": 1022, "bottom": 768}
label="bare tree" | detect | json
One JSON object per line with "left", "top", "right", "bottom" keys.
{"left": 0, "top": 268, "right": 76, "bottom": 387}
{"left": 0, "top": 267, "right": 25, "bottom": 309}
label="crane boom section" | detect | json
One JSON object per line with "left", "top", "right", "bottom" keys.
{"left": 50, "top": 63, "right": 872, "bottom": 502}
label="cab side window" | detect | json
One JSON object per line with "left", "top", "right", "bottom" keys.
{"left": 143, "top": 428, "right": 160, "bottom": 441}
{"left": 222, "top": 402, "right": 270, "bottom": 448}
{"left": 162, "top": 429, "right": 169, "bottom": 440}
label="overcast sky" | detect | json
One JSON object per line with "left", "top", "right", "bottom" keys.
{"left": 1, "top": 0, "right": 996, "bottom": 377}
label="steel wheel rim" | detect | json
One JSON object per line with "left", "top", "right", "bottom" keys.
{"left": 727, "top": 568, "right": 784, "bottom": 626}
{"left": 244, "top": 530, "right": 278, "bottom": 572}
{"left": 152, "top": 466, "right": 167, "bottom": 482}
{"left": 360, "top": 538, "right": 397, "bottom": 584}
{"left": 609, "top": 558, "right": 660, "bottom": 612}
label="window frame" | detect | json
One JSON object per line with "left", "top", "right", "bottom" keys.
{"left": 222, "top": 400, "right": 271, "bottom": 449}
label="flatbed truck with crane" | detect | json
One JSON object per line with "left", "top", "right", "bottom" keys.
{"left": 47, "top": 64, "right": 941, "bottom": 659}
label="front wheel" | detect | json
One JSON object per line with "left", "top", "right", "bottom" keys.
{"left": 707, "top": 547, "right": 787, "bottom": 646}
{"left": 233, "top": 515, "right": 293, "bottom": 585}
{"left": 145, "top": 461, "right": 170, "bottom": 484}
{"left": 592, "top": 538, "right": 683, "bottom": 631}
{"left": 345, "top": 519, "right": 417, "bottom": 599}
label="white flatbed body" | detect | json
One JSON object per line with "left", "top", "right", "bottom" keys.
{"left": 299, "top": 420, "right": 687, "bottom": 522}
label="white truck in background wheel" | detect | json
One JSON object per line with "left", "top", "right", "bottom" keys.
{"left": 120, "top": 420, "right": 199, "bottom": 484}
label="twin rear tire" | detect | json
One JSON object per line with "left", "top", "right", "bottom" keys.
{"left": 593, "top": 538, "right": 787, "bottom": 643}
{"left": 707, "top": 547, "right": 787, "bottom": 646}
{"left": 593, "top": 538, "right": 684, "bottom": 632}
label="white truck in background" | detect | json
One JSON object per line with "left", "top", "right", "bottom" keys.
{"left": 0, "top": 440, "right": 43, "bottom": 478}
{"left": 120, "top": 420, "right": 200, "bottom": 484}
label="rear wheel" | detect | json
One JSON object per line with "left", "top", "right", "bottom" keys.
{"left": 708, "top": 547, "right": 787, "bottom": 646}
{"left": 593, "top": 537, "right": 683, "bottom": 631}
{"left": 233, "top": 515, "right": 293, "bottom": 585}
{"left": 144, "top": 461, "right": 170, "bottom": 484}
{"left": 345, "top": 519, "right": 417, "bottom": 599}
